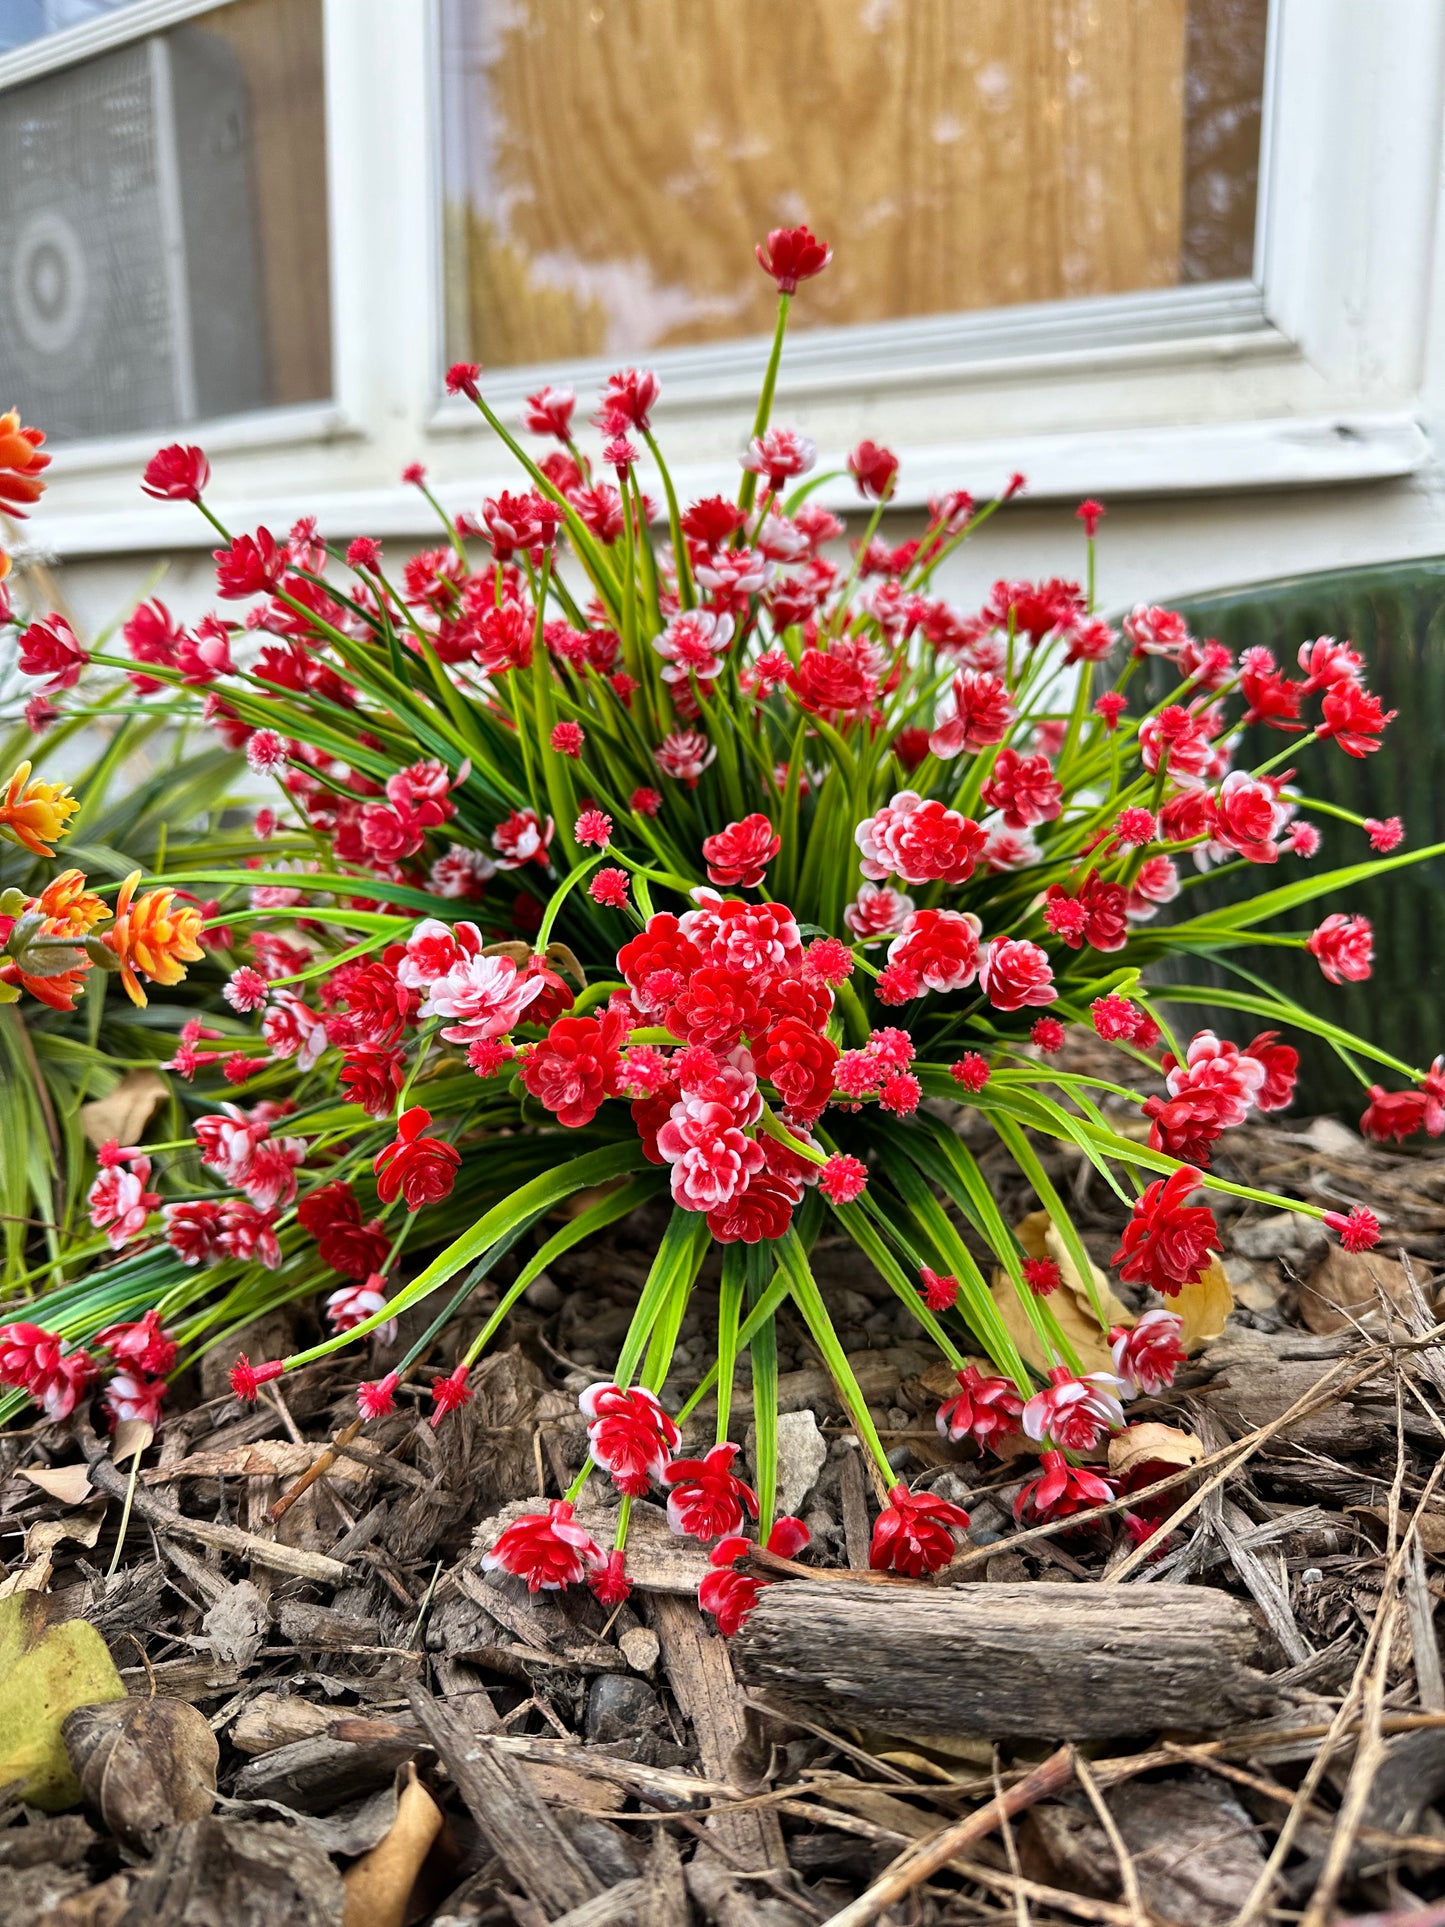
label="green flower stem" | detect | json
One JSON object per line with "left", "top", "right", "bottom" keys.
{"left": 536, "top": 855, "right": 605, "bottom": 950}
{"left": 715, "top": 1246, "right": 745, "bottom": 1445}
{"left": 737, "top": 293, "right": 791, "bottom": 516}
{"left": 778, "top": 1232, "right": 894, "bottom": 1493}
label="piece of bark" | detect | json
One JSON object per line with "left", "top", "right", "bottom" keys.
{"left": 733, "top": 1581, "right": 1276, "bottom": 1740}
{"left": 409, "top": 1685, "right": 602, "bottom": 1918}
{"left": 1197, "top": 1358, "right": 1386, "bottom": 1455}
{"left": 81, "top": 1441, "right": 347, "bottom": 1585}
{"left": 548, "top": 1885, "right": 647, "bottom": 1927}
{"left": 121, "top": 1816, "right": 344, "bottom": 1925}
{"left": 230, "top": 1693, "right": 333, "bottom": 1756}
{"left": 232, "top": 1732, "right": 424, "bottom": 1811}
{"left": 648, "top": 1592, "right": 786, "bottom": 1871}
{"left": 273, "top": 1599, "right": 381, "bottom": 1650}
{"left": 839, "top": 1446, "right": 872, "bottom": 1570}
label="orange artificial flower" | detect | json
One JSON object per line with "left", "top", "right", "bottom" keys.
{"left": 104, "top": 871, "right": 205, "bottom": 1007}
{"left": 0, "top": 762, "right": 79, "bottom": 857}
{"left": 0, "top": 408, "right": 50, "bottom": 517}
{"left": 32, "top": 869, "right": 110, "bottom": 938}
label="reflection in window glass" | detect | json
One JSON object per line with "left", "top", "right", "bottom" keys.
{"left": 0, "top": 0, "right": 140, "bottom": 57}
{"left": 441, "top": 0, "right": 1269, "bottom": 371}
{"left": 0, "top": 0, "right": 331, "bottom": 441}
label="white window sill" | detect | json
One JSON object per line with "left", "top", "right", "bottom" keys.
{"left": 41, "top": 402, "right": 357, "bottom": 481}
{"left": 22, "top": 409, "right": 1429, "bottom": 559}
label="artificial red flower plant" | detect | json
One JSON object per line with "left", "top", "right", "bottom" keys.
{"left": 0, "top": 223, "right": 1438, "bottom": 1627}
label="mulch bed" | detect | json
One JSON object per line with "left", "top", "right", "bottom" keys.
{"left": 4, "top": 1066, "right": 1445, "bottom": 1926}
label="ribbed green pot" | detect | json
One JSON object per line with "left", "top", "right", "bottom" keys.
{"left": 1161, "top": 557, "right": 1445, "bottom": 1115}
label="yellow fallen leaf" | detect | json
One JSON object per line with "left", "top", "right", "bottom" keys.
{"left": 343, "top": 1763, "right": 444, "bottom": 1927}
{"left": 0, "top": 1595, "right": 126, "bottom": 1808}
{"left": 1171, "top": 1254, "right": 1234, "bottom": 1350}
{"left": 1108, "top": 1422, "right": 1203, "bottom": 1480}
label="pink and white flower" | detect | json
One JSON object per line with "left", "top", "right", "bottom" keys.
{"left": 421, "top": 950, "right": 547, "bottom": 1044}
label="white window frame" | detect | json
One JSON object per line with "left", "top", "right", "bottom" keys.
{"left": 11, "top": 0, "right": 1445, "bottom": 556}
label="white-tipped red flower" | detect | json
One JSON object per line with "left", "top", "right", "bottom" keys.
{"left": 936, "top": 1365, "right": 1025, "bottom": 1446}
{"left": 1111, "top": 1310, "right": 1187, "bottom": 1397}
{"left": 482, "top": 1499, "right": 604, "bottom": 1592}
{"left": 702, "top": 813, "right": 780, "bottom": 889}
{"left": 1308, "top": 913, "right": 1374, "bottom": 984}
{"left": 856, "top": 792, "right": 987, "bottom": 887}
{"left": 1021, "top": 1364, "right": 1126, "bottom": 1452}
{"left": 664, "top": 1440, "right": 759, "bottom": 1540}
{"left": 580, "top": 1382, "right": 681, "bottom": 1496}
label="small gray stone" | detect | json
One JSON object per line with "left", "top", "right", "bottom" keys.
{"left": 524, "top": 1273, "right": 562, "bottom": 1311}
{"left": 585, "top": 1672, "right": 661, "bottom": 1743}
{"left": 619, "top": 1625, "right": 660, "bottom": 1674}
{"left": 1232, "top": 1212, "right": 1320, "bottom": 1260}
{"left": 771, "top": 1409, "right": 829, "bottom": 1517}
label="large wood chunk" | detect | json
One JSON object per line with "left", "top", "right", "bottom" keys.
{"left": 732, "top": 1580, "right": 1277, "bottom": 1741}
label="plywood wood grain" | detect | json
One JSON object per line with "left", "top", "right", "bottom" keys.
{"left": 442, "top": 0, "right": 1206, "bottom": 365}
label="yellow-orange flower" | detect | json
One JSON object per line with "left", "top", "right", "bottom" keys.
{"left": 0, "top": 408, "right": 50, "bottom": 518}
{"left": 0, "top": 762, "right": 79, "bottom": 858}
{"left": 32, "top": 869, "right": 110, "bottom": 938}
{"left": 104, "top": 871, "right": 205, "bottom": 1007}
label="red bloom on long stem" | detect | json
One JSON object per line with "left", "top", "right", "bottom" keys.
{"left": 430, "top": 1364, "right": 472, "bottom": 1426}
{"left": 373, "top": 1107, "right": 460, "bottom": 1211}
{"left": 1308, "top": 913, "right": 1373, "bottom": 984}
{"left": 214, "top": 528, "right": 283, "bottom": 599}
{"left": 18, "top": 617, "right": 88, "bottom": 692}
{"left": 919, "top": 1267, "right": 959, "bottom": 1312}
{"left": 755, "top": 225, "right": 831, "bottom": 294}
{"left": 1324, "top": 1205, "right": 1380, "bottom": 1252}
{"left": 936, "top": 1366, "right": 1024, "bottom": 1446}
{"left": 1112, "top": 1166, "right": 1221, "bottom": 1297}
{"left": 1014, "top": 1450, "right": 1114, "bottom": 1525}
{"left": 141, "top": 443, "right": 209, "bottom": 502}
{"left": 520, "top": 1009, "right": 629, "bottom": 1128}
{"left": 1318, "top": 679, "right": 1395, "bottom": 756}
{"left": 229, "top": 1354, "right": 285, "bottom": 1403}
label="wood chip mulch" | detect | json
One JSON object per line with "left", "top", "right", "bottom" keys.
{"left": 4, "top": 1074, "right": 1445, "bottom": 1925}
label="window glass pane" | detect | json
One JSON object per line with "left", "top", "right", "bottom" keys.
{"left": 441, "top": 0, "right": 1269, "bottom": 370}
{"left": 0, "top": 1, "right": 140, "bottom": 58}
{"left": 0, "top": 0, "right": 331, "bottom": 441}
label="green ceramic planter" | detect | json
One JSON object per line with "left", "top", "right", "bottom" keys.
{"left": 1156, "top": 557, "right": 1445, "bottom": 1115}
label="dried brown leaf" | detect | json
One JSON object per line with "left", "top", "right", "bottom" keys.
{"left": 990, "top": 1210, "right": 1133, "bottom": 1374}
{"left": 342, "top": 1763, "right": 444, "bottom": 1927}
{"left": 17, "top": 1464, "right": 95, "bottom": 1506}
{"left": 1299, "top": 1244, "right": 1413, "bottom": 1334}
{"left": 1108, "top": 1422, "right": 1203, "bottom": 1480}
{"left": 65, "top": 1697, "right": 218, "bottom": 1851}
{"left": 78, "top": 1069, "right": 167, "bottom": 1153}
